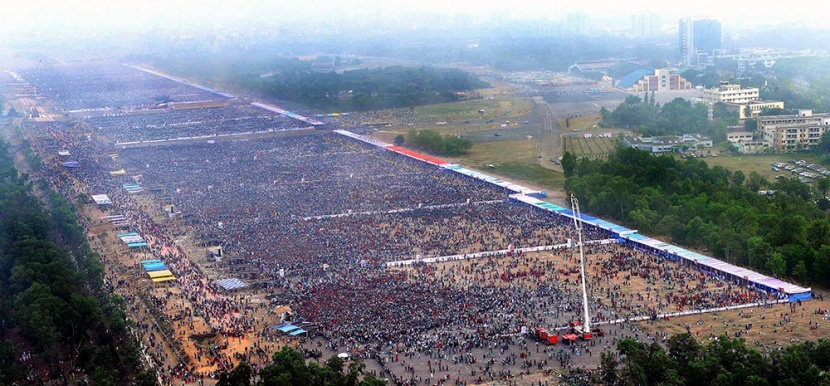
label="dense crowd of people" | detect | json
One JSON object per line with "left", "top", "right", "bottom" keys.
{"left": 84, "top": 103, "right": 308, "bottom": 143}
{"left": 18, "top": 61, "right": 223, "bottom": 112}
{"left": 17, "top": 61, "right": 801, "bottom": 386}
{"left": 115, "top": 134, "right": 597, "bottom": 275}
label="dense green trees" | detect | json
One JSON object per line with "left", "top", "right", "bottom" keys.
{"left": 0, "top": 139, "right": 148, "bottom": 383}
{"left": 610, "top": 334, "right": 830, "bottom": 386}
{"left": 406, "top": 129, "right": 472, "bottom": 156}
{"left": 566, "top": 145, "right": 830, "bottom": 286}
{"left": 218, "top": 347, "right": 385, "bottom": 386}
{"left": 816, "top": 132, "right": 830, "bottom": 163}
{"left": 155, "top": 55, "right": 489, "bottom": 112}
{"left": 604, "top": 95, "right": 727, "bottom": 141}
{"left": 257, "top": 64, "right": 489, "bottom": 111}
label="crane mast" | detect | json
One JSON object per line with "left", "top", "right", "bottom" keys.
{"left": 570, "top": 194, "right": 591, "bottom": 335}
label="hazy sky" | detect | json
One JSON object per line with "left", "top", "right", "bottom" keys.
{"left": 4, "top": 0, "right": 822, "bottom": 40}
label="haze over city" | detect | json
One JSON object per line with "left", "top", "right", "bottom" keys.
{"left": 4, "top": 0, "right": 826, "bottom": 44}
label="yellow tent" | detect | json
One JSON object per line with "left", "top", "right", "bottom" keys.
{"left": 147, "top": 270, "right": 175, "bottom": 279}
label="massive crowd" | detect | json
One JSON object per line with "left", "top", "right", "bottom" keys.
{"left": 114, "top": 134, "right": 600, "bottom": 278}
{"left": 17, "top": 61, "right": 223, "bottom": 112}
{"left": 84, "top": 103, "right": 308, "bottom": 143}
{"left": 17, "top": 61, "right": 802, "bottom": 385}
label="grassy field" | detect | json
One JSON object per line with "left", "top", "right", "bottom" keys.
{"left": 446, "top": 140, "right": 566, "bottom": 194}
{"left": 682, "top": 152, "right": 826, "bottom": 183}
{"left": 488, "top": 162, "right": 566, "bottom": 193}
{"left": 412, "top": 96, "right": 533, "bottom": 122}
{"left": 364, "top": 85, "right": 566, "bottom": 197}
{"left": 563, "top": 136, "right": 617, "bottom": 159}
{"left": 558, "top": 113, "right": 601, "bottom": 131}
{"left": 455, "top": 139, "right": 538, "bottom": 165}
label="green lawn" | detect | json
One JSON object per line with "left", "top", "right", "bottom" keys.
{"left": 455, "top": 139, "right": 538, "bottom": 165}
{"left": 559, "top": 113, "right": 601, "bottom": 131}
{"left": 487, "top": 162, "right": 566, "bottom": 192}
{"left": 685, "top": 152, "right": 826, "bottom": 183}
{"left": 413, "top": 96, "right": 533, "bottom": 122}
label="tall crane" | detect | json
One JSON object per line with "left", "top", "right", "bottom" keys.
{"left": 570, "top": 193, "right": 593, "bottom": 339}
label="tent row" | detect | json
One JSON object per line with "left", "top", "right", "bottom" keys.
{"left": 118, "top": 232, "right": 148, "bottom": 248}
{"left": 215, "top": 278, "right": 247, "bottom": 291}
{"left": 91, "top": 194, "right": 112, "bottom": 205}
{"left": 141, "top": 259, "right": 175, "bottom": 282}
{"left": 123, "top": 184, "right": 143, "bottom": 194}
{"left": 102, "top": 214, "right": 129, "bottom": 227}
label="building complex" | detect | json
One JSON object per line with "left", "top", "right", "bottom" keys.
{"left": 758, "top": 110, "right": 830, "bottom": 152}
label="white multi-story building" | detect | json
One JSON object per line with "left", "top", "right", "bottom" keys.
{"left": 758, "top": 110, "right": 830, "bottom": 151}
{"left": 740, "top": 100, "right": 786, "bottom": 119}
{"left": 703, "top": 81, "right": 784, "bottom": 119}
{"left": 703, "top": 82, "right": 760, "bottom": 104}
{"left": 727, "top": 131, "right": 754, "bottom": 144}
{"left": 625, "top": 68, "right": 693, "bottom": 93}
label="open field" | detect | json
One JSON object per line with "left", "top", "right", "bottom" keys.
{"left": 682, "top": 152, "right": 826, "bottom": 183}
{"left": 413, "top": 95, "right": 533, "bottom": 122}
{"left": 448, "top": 139, "right": 566, "bottom": 194}
{"left": 635, "top": 298, "right": 830, "bottom": 353}
{"left": 558, "top": 113, "right": 602, "bottom": 131}
{"left": 459, "top": 139, "right": 538, "bottom": 164}
{"left": 563, "top": 136, "right": 618, "bottom": 159}
{"left": 489, "top": 162, "right": 567, "bottom": 193}
{"left": 369, "top": 90, "right": 566, "bottom": 198}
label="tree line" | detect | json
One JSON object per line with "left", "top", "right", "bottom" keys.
{"left": 564, "top": 145, "right": 830, "bottom": 287}
{"left": 600, "top": 94, "right": 736, "bottom": 142}
{"left": 154, "top": 55, "right": 489, "bottom": 111}
{"left": 603, "top": 333, "right": 830, "bottom": 386}
{"left": 405, "top": 129, "right": 472, "bottom": 156}
{"left": 0, "top": 139, "right": 154, "bottom": 385}
{"left": 217, "top": 346, "right": 384, "bottom": 386}
{"left": 257, "top": 63, "right": 489, "bottom": 111}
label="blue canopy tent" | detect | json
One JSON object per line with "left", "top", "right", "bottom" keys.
{"left": 276, "top": 324, "right": 300, "bottom": 333}
{"left": 143, "top": 262, "right": 167, "bottom": 271}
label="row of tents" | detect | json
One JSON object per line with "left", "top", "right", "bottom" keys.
{"left": 141, "top": 259, "right": 175, "bottom": 283}
{"left": 118, "top": 232, "right": 148, "bottom": 248}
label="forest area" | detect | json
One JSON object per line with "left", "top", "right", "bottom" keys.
{"left": 601, "top": 333, "right": 830, "bottom": 386}
{"left": 153, "top": 55, "right": 490, "bottom": 112}
{"left": 0, "top": 139, "right": 153, "bottom": 385}
{"left": 216, "top": 347, "right": 384, "bottom": 386}
{"left": 404, "top": 129, "right": 473, "bottom": 156}
{"left": 600, "top": 93, "right": 734, "bottom": 141}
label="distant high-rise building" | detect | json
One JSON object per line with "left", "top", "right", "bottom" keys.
{"left": 679, "top": 18, "right": 694, "bottom": 65}
{"left": 679, "top": 18, "right": 722, "bottom": 66}
{"left": 631, "top": 12, "right": 659, "bottom": 38}
{"left": 693, "top": 19, "right": 721, "bottom": 56}
{"left": 565, "top": 12, "right": 588, "bottom": 36}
